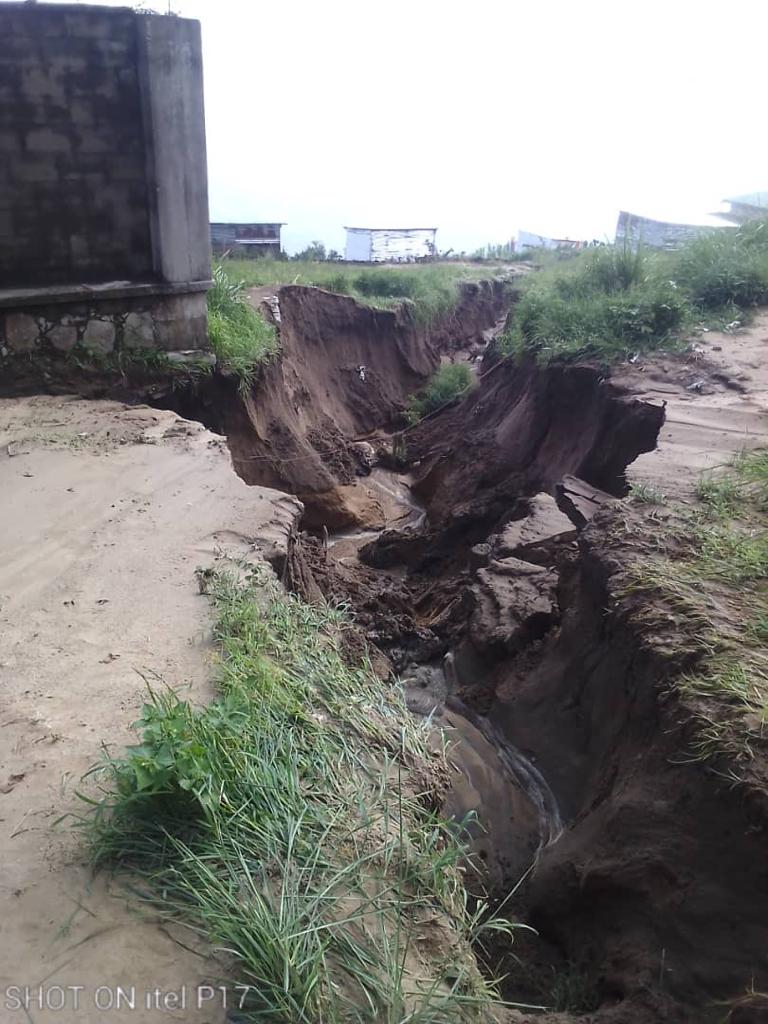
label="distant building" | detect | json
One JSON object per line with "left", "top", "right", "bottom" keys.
{"left": 515, "top": 230, "right": 587, "bottom": 254}
{"left": 615, "top": 211, "right": 732, "bottom": 250}
{"left": 719, "top": 193, "right": 768, "bottom": 224}
{"left": 210, "top": 223, "right": 284, "bottom": 259}
{"left": 344, "top": 227, "right": 437, "bottom": 262}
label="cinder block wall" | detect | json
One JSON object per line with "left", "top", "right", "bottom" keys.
{"left": 0, "top": 2, "right": 211, "bottom": 354}
{"left": 0, "top": 5, "right": 152, "bottom": 288}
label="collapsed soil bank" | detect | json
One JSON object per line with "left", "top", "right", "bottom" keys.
{"left": 200, "top": 289, "right": 768, "bottom": 1021}
{"left": 209, "top": 281, "right": 510, "bottom": 529}
{"left": 7, "top": 283, "right": 768, "bottom": 1021}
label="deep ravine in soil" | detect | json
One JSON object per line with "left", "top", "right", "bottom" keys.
{"left": 176, "top": 285, "right": 767, "bottom": 1023}
{"left": 9, "top": 281, "right": 768, "bottom": 1022}
{"left": 205, "top": 286, "right": 768, "bottom": 1024}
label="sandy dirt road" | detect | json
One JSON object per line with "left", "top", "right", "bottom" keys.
{"left": 0, "top": 396, "right": 300, "bottom": 1023}
{"left": 620, "top": 313, "right": 768, "bottom": 495}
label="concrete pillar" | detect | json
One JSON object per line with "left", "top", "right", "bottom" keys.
{"left": 137, "top": 16, "right": 211, "bottom": 286}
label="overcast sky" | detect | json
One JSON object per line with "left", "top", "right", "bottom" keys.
{"left": 47, "top": 0, "right": 768, "bottom": 253}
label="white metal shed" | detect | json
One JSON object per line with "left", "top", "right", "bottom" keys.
{"left": 344, "top": 227, "right": 437, "bottom": 262}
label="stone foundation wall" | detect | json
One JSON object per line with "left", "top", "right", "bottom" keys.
{"left": 0, "top": 290, "right": 208, "bottom": 359}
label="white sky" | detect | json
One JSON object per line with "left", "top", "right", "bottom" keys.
{"left": 42, "top": 0, "right": 768, "bottom": 253}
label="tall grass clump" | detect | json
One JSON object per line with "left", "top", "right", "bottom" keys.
{"left": 672, "top": 219, "right": 768, "bottom": 312}
{"left": 501, "top": 219, "right": 768, "bottom": 365}
{"left": 406, "top": 363, "right": 475, "bottom": 423}
{"left": 500, "top": 244, "right": 688, "bottom": 363}
{"left": 80, "top": 567, "right": 521, "bottom": 1022}
{"left": 207, "top": 266, "right": 278, "bottom": 389}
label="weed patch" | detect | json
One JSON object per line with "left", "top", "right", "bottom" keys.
{"left": 499, "top": 245, "right": 688, "bottom": 363}
{"left": 672, "top": 219, "right": 768, "bottom": 311}
{"left": 500, "top": 220, "right": 768, "bottom": 364}
{"left": 80, "top": 567, "right": 521, "bottom": 1022}
{"left": 630, "top": 482, "right": 667, "bottom": 505}
{"left": 622, "top": 452, "right": 768, "bottom": 768}
{"left": 207, "top": 266, "right": 278, "bottom": 389}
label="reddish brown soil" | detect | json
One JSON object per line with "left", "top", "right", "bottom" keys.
{"left": 406, "top": 350, "right": 664, "bottom": 528}
{"left": 220, "top": 283, "right": 509, "bottom": 528}
{"left": 283, "top": 327, "right": 768, "bottom": 1022}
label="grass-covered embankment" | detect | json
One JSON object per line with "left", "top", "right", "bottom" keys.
{"left": 82, "top": 566, "right": 517, "bottom": 1022}
{"left": 624, "top": 451, "right": 768, "bottom": 771}
{"left": 501, "top": 219, "right": 768, "bottom": 364}
{"left": 218, "top": 259, "right": 503, "bottom": 327}
{"left": 207, "top": 265, "right": 278, "bottom": 388}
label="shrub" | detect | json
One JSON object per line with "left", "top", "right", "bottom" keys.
{"left": 406, "top": 363, "right": 474, "bottom": 422}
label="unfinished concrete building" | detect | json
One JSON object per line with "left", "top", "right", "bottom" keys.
{"left": 0, "top": 2, "right": 211, "bottom": 357}
{"left": 210, "top": 223, "right": 285, "bottom": 259}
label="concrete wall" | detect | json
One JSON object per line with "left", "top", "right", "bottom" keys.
{"left": 0, "top": 2, "right": 211, "bottom": 354}
{"left": 138, "top": 14, "right": 210, "bottom": 284}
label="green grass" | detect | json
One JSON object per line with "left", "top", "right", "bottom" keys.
{"left": 79, "top": 566, "right": 524, "bottom": 1022}
{"left": 672, "top": 219, "right": 768, "bottom": 311}
{"left": 216, "top": 259, "right": 503, "bottom": 327}
{"left": 405, "top": 363, "right": 475, "bottom": 424}
{"left": 622, "top": 451, "right": 768, "bottom": 767}
{"left": 207, "top": 266, "right": 278, "bottom": 390}
{"left": 499, "top": 220, "right": 768, "bottom": 364}
{"left": 499, "top": 244, "right": 689, "bottom": 363}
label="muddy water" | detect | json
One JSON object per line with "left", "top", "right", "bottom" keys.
{"left": 327, "top": 466, "right": 425, "bottom": 563}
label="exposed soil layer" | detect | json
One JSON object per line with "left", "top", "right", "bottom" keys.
{"left": 6, "top": 285, "right": 768, "bottom": 1023}
{"left": 264, "top": 310, "right": 768, "bottom": 1022}
{"left": 491, "top": 509, "right": 768, "bottom": 1016}
{"left": 406, "top": 350, "right": 664, "bottom": 529}
{"left": 217, "top": 282, "right": 509, "bottom": 528}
